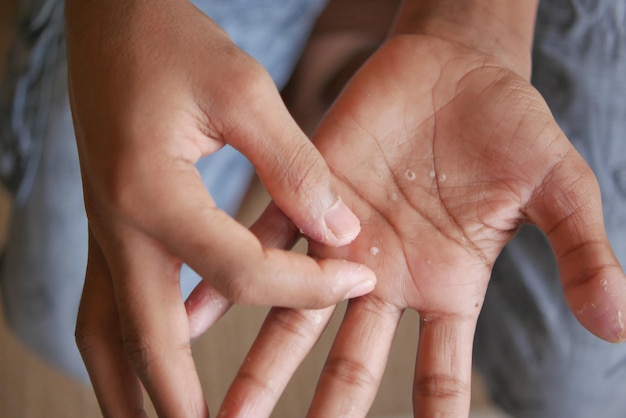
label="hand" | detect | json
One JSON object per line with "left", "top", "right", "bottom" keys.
{"left": 65, "top": 1, "right": 376, "bottom": 416}
{"left": 220, "top": 34, "right": 626, "bottom": 417}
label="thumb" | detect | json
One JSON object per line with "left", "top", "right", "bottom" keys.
{"left": 527, "top": 144, "right": 626, "bottom": 342}
{"left": 222, "top": 72, "right": 360, "bottom": 247}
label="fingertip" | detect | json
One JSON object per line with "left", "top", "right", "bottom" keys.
{"left": 321, "top": 259, "right": 377, "bottom": 300}
{"left": 343, "top": 268, "right": 377, "bottom": 299}
{"left": 569, "top": 268, "right": 626, "bottom": 343}
{"left": 576, "top": 304, "right": 626, "bottom": 344}
{"left": 250, "top": 253, "right": 376, "bottom": 308}
{"left": 185, "top": 281, "right": 231, "bottom": 339}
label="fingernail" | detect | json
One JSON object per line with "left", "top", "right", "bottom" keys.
{"left": 324, "top": 199, "right": 361, "bottom": 246}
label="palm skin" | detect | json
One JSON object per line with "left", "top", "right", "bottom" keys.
{"left": 220, "top": 35, "right": 626, "bottom": 417}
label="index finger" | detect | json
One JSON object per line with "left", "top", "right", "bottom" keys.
{"left": 126, "top": 161, "right": 376, "bottom": 308}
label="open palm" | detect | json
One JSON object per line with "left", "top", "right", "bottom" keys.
{"left": 220, "top": 35, "right": 626, "bottom": 417}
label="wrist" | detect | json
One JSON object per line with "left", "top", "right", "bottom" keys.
{"left": 390, "top": 0, "right": 538, "bottom": 79}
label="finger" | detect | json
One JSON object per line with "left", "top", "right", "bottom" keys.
{"left": 75, "top": 230, "right": 146, "bottom": 417}
{"left": 526, "top": 143, "right": 626, "bottom": 342}
{"left": 219, "top": 202, "right": 334, "bottom": 416}
{"left": 220, "top": 306, "right": 336, "bottom": 417}
{"left": 185, "top": 201, "right": 299, "bottom": 339}
{"left": 249, "top": 201, "right": 301, "bottom": 250}
{"left": 130, "top": 162, "right": 376, "bottom": 308}
{"left": 413, "top": 313, "right": 476, "bottom": 417}
{"left": 185, "top": 280, "right": 232, "bottom": 340}
{"left": 219, "top": 68, "right": 361, "bottom": 247}
{"left": 105, "top": 227, "right": 208, "bottom": 417}
{"left": 308, "top": 296, "right": 401, "bottom": 417}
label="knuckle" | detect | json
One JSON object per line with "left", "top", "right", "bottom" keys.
{"left": 82, "top": 154, "right": 175, "bottom": 230}
{"left": 75, "top": 312, "right": 108, "bottom": 363}
{"left": 280, "top": 141, "right": 327, "bottom": 197}
{"left": 122, "top": 332, "right": 194, "bottom": 379}
{"left": 270, "top": 308, "right": 320, "bottom": 339}
{"left": 415, "top": 373, "right": 470, "bottom": 400}
{"left": 227, "top": 58, "right": 275, "bottom": 108}
{"left": 122, "top": 336, "right": 158, "bottom": 377}
{"left": 323, "top": 355, "right": 378, "bottom": 391}
{"left": 220, "top": 275, "right": 255, "bottom": 304}
{"left": 75, "top": 330, "right": 100, "bottom": 362}
{"left": 235, "top": 365, "right": 281, "bottom": 400}
{"left": 358, "top": 294, "right": 399, "bottom": 317}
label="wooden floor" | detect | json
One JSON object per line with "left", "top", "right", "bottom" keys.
{"left": 0, "top": 1, "right": 506, "bottom": 416}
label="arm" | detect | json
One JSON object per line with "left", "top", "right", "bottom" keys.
{"left": 65, "top": 0, "right": 375, "bottom": 416}
{"left": 220, "top": 1, "right": 626, "bottom": 417}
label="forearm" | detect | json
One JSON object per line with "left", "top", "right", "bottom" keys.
{"left": 391, "top": 0, "right": 539, "bottom": 79}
